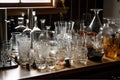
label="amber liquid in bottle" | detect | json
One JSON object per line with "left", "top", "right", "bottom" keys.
{"left": 104, "top": 35, "right": 120, "bottom": 60}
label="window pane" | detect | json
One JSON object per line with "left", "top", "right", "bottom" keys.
{"left": 21, "top": 0, "right": 51, "bottom": 3}
{"left": 0, "top": 0, "right": 19, "bottom": 3}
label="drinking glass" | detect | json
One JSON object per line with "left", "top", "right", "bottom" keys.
{"left": 10, "top": 32, "right": 21, "bottom": 54}
{"left": 71, "top": 35, "right": 88, "bottom": 65}
{"left": 34, "top": 54, "right": 46, "bottom": 70}
{"left": 0, "top": 41, "right": 12, "bottom": 67}
{"left": 46, "top": 56, "right": 56, "bottom": 71}
{"left": 17, "top": 35, "right": 31, "bottom": 66}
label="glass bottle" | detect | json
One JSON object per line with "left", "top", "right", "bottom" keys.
{"left": 23, "top": 19, "right": 31, "bottom": 38}
{"left": 103, "top": 18, "right": 120, "bottom": 60}
{"left": 15, "top": 17, "right": 26, "bottom": 32}
{"left": 30, "top": 16, "right": 41, "bottom": 42}
{"left": 40, "top": 19, "right": 46, "bottom": 30}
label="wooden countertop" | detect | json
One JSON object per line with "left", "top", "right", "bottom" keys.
{"left": 0, "top": 56, "right": 120, "bottom": 80}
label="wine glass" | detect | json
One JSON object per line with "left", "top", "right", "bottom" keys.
{"left": 87, "top": 9, "right": 103, "bottom": 34}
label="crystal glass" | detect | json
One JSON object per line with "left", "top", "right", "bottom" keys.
{"left": 54, "top": 21, "right": 74, "bottom": 49}
{"left": 10, "top": 32, "right": 21, "bottom": 54}
{"left": 40, "top": 19, "right": 46, "bottom": 30}
{"left": 0, "top": 41, "right": 12, "bottom": 67}
{"left": 87, "top": 9, "right": 103, "bottom": 34}
{"left": 15, "top": 17, "right": 26, "bottom": 32}
{"left": 34, "top": 54, "right": 46, "bottom": 70}
{"left": 46, "top": 56, "right": 56, "bottom": 71}
{"left": 17, "top": 35, "right": 31, "bottom": 66}
{"left": 45, "top": 26, "right": 51, "bottom": 40}
{"left": 85, "top": 9, "right": 104, "bottom": 61}
{"left": 30, "top": 16, "right": 41, "bottom": 42}
{"left": 71, "top": 34, "right": 88, "bottom": 65}
{"left": 48, "top": 31, "right": 58, "bottom": 58}
{"left": 23, "top": 19, "right": 31, "bottom": 38}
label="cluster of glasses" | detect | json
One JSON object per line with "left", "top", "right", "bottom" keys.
{"left": 7, "top": 12, "right": 90, "bottom": 71}
{"left": 1, "top": 9, "right": 120, "bottom": 70}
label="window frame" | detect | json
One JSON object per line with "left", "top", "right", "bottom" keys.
{"left": 0, "top": 0, "right": 54, "bottom": 8}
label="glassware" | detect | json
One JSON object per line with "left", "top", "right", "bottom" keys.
{"left": 86, "top": 9, "right": 104, "bottom": 61}
{"left": 45, "top": 26, "right": 51, "bottom": 40}
{"left": 17, "top": 35, "right": 31, "bottom": 66}
{"left": 103, "top": 18, "right": 120, "bottom": 60}
{"left": 34, "top": 54, "right": 46, "bottom": 70}
{"left": 48, "top": 31, "right": 58, "bottom": 58}
{"left": 23, "top": 19, "right": 31, "bottom": 38}
{"left": 87, "top": 9, "right": 103, "bottom": 34}
{"left": 0, "top": 41, "right": 12, "bottom": 67}
{"left": 15, "top": 17, "right": 26, "bottom": 32}
{"left": 109, "top": 18, "right": 120, "bottom": 33}
{"left": 46, "top": 56, "right": 56, "bottom": 71}
{"left": 30, "top": 16, "right": 41, "bottom": 42}
{"left": 10, "top": 32, "right": 21, "bottom": 54}
{"left": 71, "top": 34, "right": 88, "bottom": 65}
{"left": 40, "top": 19, "right": 46, "bottom": 30}
{"left": 54, "top": 21, "right": 74, "bottom": 49}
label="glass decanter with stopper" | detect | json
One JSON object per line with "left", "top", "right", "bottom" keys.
{"left": 54, "top": 21, "right": 74, "bottom": 66}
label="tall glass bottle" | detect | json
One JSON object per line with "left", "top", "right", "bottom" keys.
{"left": 40, "top": 19, "right": 46, "bottom": 30}
{"left": 30, "top": 16, "right": 41, "bottom": 42}
{"left": 23, "top": 19, "right": 31, "bottom": 38}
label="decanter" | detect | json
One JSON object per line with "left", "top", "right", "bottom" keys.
{"left": 23, "top": 19, "right": 31, "bottom": 38}
{"left": 15, "top": 17, "right": 26, "bottom": 32}
{"left": 30, "top": 16, "right": 41, "bottom": 42}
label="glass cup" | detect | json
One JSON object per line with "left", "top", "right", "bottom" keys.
{"left": 10, "top": 32, "right": 21, "bottom": 53}
{"left": 46, "top": 57, "right": 56, "bottom": 71}
{"left": 35, "top": 54, "right": 46, "bottom": 70}
{"left": 0, "top": 41, "right": 12, "bottom": 67}
{"left": 17, "top": 35, "right": 31, "bottom": 66}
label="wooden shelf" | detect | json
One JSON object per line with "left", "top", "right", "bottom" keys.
{"left": 0, "top": 56, "right": 120, "bottom": 79}
{"left": 7, "top": 7, "right": 69, "bottom": 16}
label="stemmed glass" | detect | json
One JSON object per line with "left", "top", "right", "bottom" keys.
{"left": 87, "top": 9, "right": 103, "bottom": 34}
